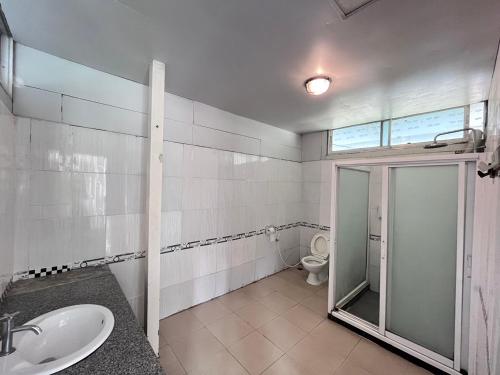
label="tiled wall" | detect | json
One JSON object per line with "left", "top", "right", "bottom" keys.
{"left": 299, "top": 160, "right": 381, "bottom": 293}
{"left": 157, "top": 143, "right": 302, "bottom": 318}
{"left": 11, "top": 43, "right": 304, "bottom": 322}
{"left": 0, "top": 99, "right": 16, "bottom": 297}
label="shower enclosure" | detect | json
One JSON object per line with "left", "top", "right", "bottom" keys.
{"left": 328, "top": 154, "right": 477, "bottom": 375}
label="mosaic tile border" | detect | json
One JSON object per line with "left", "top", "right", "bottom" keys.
{"left": 14, "top": 222, "right": 330, "bottom": 281}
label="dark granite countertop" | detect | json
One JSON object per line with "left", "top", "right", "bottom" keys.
{"left": 0, "top": 266, "right": 164, "bottom": 375}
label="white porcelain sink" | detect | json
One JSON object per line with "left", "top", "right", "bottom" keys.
{"left": 0, "top": 304, "right": 114, "bottom": 375}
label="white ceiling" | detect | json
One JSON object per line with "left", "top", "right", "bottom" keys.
{"left": 3, "top": 0, "right": 500, "bottom": 133}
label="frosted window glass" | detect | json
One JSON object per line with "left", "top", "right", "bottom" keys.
{"left": 469, "top": 102, "right": 485, "bottom": 131}
{"left": 391, "top": 108, "right": 465, "bottom": 145}
{"left": 335, "top": 168, "right": 370, "bottom": 302}
{"left": 387, "top": 165, "right": 458, "bottom": 359}
{"left": 331, "top": 122, "right": 381, "bottom": 151}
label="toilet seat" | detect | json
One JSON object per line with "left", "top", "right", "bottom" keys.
{"left": 310, "top": 232, "right": 330, "bottom": 260}
{"left": 302, "top": 255, "right": 327, "bottom": 266}
{"left": 301, "top": 232, "right": 330, "bottom": 286}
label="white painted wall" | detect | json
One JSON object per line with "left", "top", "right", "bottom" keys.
{"left": 11, "top": 44, "right": 303, "bottom": 323}
{"left": 0, "top": 98, "right": 16, "bottom": 297}
{"left": 468, "top": 45, "right": 500, "bottom": 375}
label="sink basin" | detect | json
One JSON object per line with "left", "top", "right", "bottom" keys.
{"left": 0, "top": 304, "right": 114, "bottom": 375}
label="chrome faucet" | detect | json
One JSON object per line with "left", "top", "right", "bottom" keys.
{"left": 0, "top": 312, "right": 42, "bottom": 356}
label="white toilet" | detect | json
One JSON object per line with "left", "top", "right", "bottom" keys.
{"left": 301, "top": 232, "right": 330, "bottom": 286}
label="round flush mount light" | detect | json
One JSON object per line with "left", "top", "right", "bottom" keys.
{"left": 304, "top": 76, "right": 332, "bottom": 96}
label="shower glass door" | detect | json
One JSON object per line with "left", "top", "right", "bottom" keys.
{"left": 385, "top": 164, "right": 463, "bottom": 366}
{"left": 334, "top": 167, "right": 372, "bottom": 322}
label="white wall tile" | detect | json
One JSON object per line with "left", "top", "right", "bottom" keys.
{"left": 301, "top": 132, "right": 323, "bottom": 162}
{"left": 182, "top": 178, "right": 202, "bottom": 210}
{"left": 109, "top": 258, "right": 146, "bottom": 300}
{"left": 191, "top": 274, "right": 216, "bottom": 305}
{"left": 126, "top": 136, "right": 147, "bottom": 175}
{"left": 200, "top": 179, "right": 218, "bottom": 209}
{"left": 71, "top": 216, "right": 106, "bottom": 261}
{"left": 162, "top": 177, "right": 183, "bottom": 212}
{"left": 13, "top": 85, "right": 61, "bottom": 122}
{"left": 72, "top": 126, "right": 106, "bottom": 173}
{"left": 62, "top": 96, "right": 148, "bottom": 136}
{"left": 230, "top": 261, "right": 255, "bottom": 291}
{"left": 193, "top": 245, "right": 217, "bottom": 278}
{"left": 161, "top": 211, "right": 182, "bottom": 247}
{"left": 126, "top": 174, "right": 146, "bottom": 214}
{"left": 164, "top": 118, "right": 193, "bottom": 144}
{"left": 31, "top": 120, "right": 72, "bottom": 171}
{"left": 105, "top": 174, "right": 127, "bottom": 215}
{"left": 214, "top": 269, "right": 231, "bottom": 297}
{"left": 71, "top": 173, "right": 106, "bottom": 217}
{"left": 193, "top": 125, "right": 260, "bottom": 156}
{"left": 127, "top": 214, "right": 146, "bottom": 252}
{"left": 216, "top": 242, "right": 232, "bottom": 272}
{"left": 15, "top": 44, "right": 148, "bottom": 113}
{"left": 105, "top": 214, "right": 129, "bottom": 256}
{"left": 100, "top": 131, "right": 128, "bottom": 174}
{"left": 163, "top": 141, "right": 183, "bottom": 177}
{"left": 15, "top": 117, "right": 31, "bottom": 170}
{"left": 164, "top": 92, "right": 194, "bottom": 123}
{"left": 193, "top": 102, "right": 300, "bottom": 148}
{"left": 29, "top": 218, "right": 72, "bottom": 269}
{"left": 217, "top": 150, "right": 234, "bottom": 180}
{"left": 260, "top": 140, "right": 301, "bottom": 162}
{"left": 302, "top": 162, "right": 322, "bottom": 182}
{"left": 30, "top": 171, "right": 72, "bottom": 214}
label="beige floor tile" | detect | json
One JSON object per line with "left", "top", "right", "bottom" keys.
{"left": 264, "top": 274, "right": 293, "bottom": 290}
{"left": 257, "top": 291, "right": 297, "bottom": 313}
{"left": 207, "top": 313, "right": 254, "bottom": 346}
{"left": 159, "top": 333, "right": 169, "bottom": 349}
{"left": 276, "top": 269, "right": 307, "bottom": 286}
{"left": 315, "top": 286, "right": 329, "bottom": 299}
{"left": 309, "top": 320, "right": 360, "bottom": 358}
{"left": 333, "top": 361, "right": 372, "bottom": 375}
{"left": 235, "top": 301, "right": 279, "bottom": 328}
{"left": 276, "top": 283, "right": 314, "bottom": 302}
{"left": 159, "top": 345, "right": 186, "bottom": 375}
{"left": 282, "top": 304, "right": 324, "bottom": 332}
{"left": 287, "top": 335, "right": 346, "bottom": 375}
{"left": 188, "top": 350, "right": 249, "bottom": 375}
{"left": 160, "top": 310, "right": 204, "bottom": 343}
{"left": 169, "top": 327, "right": 226, "bottom": 372}
{"left": 300, "top": 294, "right": 328, "bottom": 316}
{"left": 258, "top": 316, "right": 306, "bottom": 352}
{"left": 405, "top": 362, "right": 435, "bottom": 375}
{"left": 262, "top": 355, "right": 314, "bottom": 375}
{"left": 347, "top": 339, "right": 411, "bottom": 375}
{"left": 242, "top": 281, "right": 276, "bottom": 299}
{"left": 228, "top": 331, "right": 283, "bottom": 375}
{"left": 218, "top": 290, "right": 257, "bottom": 311}
{"left": 191, "top": 299, "right": 232, "bottom": 325}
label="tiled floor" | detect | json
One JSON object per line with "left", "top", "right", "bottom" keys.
{"left": 158, "top": 268, "right": 432, "bottom": 375}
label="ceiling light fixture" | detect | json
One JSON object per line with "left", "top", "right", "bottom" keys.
{"left": 304, "top": 76, "right": 332, "bottom": 96}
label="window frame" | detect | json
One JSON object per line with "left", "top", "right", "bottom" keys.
{"left": 327, "top": 103, "right": 486, "bottom": 157}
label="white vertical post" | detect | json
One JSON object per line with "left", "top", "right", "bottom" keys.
{"left": 379, "top": 165, "right": 389, "bottom": 335}
{"left": 146, "top": 60, "right": 164, "bottom": 354}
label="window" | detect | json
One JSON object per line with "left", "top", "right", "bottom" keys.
{"left": 328, "top": 103, "right": 486, "bottom": 154}
{"left": 0, "top": 7, "right": 13, "bottom": 97}
{"left": 330, "top": 121, "right": 381, "bottom": 151}
{"left": 390, "top": 107, "right": 465, "bottom": 146}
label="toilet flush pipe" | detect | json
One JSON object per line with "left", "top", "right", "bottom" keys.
{"left": 265, "top": 225, "right": 302, "bottom": 268}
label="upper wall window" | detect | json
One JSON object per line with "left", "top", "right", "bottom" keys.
{"left": 328, "top": 103, "right": 486, "bottom": 154}
{"left": 0, "top": 7, "right": 13, "bottom": 98}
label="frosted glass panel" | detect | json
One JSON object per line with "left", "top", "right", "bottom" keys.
{"left": 387, "top": 165, "right": 458, "bottom": 359}
{"left": 335, "top": 168, "right": 369, "bottom": 302}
